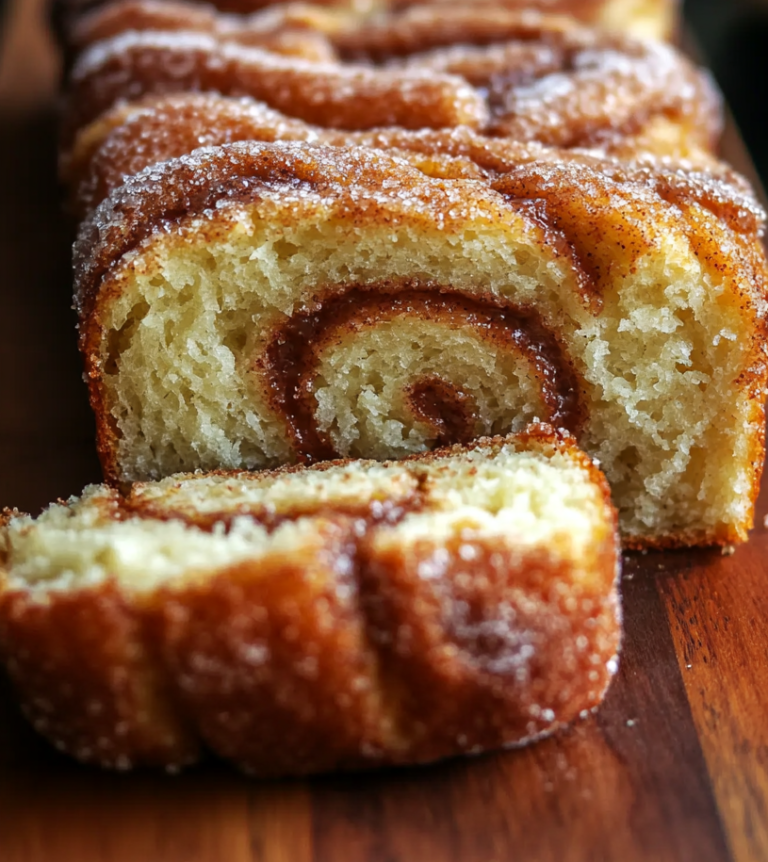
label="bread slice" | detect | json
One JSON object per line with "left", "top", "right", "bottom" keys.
{"left": 74, "top": 140, "right": 768, "bottom": 548}
{"left": 62, "top": 91, "right": 723, "bottom": 221}
{"left": 0, "top": 428, "right": 620, "bottom": 775}
{"left": 60, "top": 6, "right": 719, "bottom": 156}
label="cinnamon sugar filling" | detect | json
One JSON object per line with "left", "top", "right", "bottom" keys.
{"left": 257, "top": 285, "right": 583, "bottom": 463}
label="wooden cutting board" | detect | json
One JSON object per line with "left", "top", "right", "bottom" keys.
{"left": 1, "top": 2, "right": 767, "bottom": 860}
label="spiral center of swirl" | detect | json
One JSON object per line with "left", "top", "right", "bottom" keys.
{"left": 405, "top": 375, "right": 478, "bottom": 448}
{"left": 258, "top": 284, "right": 583, "bottom": 463}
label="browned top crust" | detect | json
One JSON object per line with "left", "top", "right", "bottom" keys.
{"left": 62, "top": 29, "right": 486, "bottom": 146}
{"left": 62, "top": 90, "right": 737, "bottom": 219}
{"left": 60, "top": 6, "right": 718, "bottom": 152}
{"left": 73, "top": 140, "right": 767, "bottom": 327}
{"left": 55, "top": 93, "right": 603, "bottom": 215}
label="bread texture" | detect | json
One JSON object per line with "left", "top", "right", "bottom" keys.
{"left": 73, "top": 139, "right": 768, "bottom": 549}
{"left": 59, "top": 5, "right": 718, "bottom": 157}
{"left": 0, "top": 428, "right": 621, "bottom": 775}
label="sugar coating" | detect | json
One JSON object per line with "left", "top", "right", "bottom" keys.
{"left": 65, "top": 28, "right": 486, "bottom": 143}
{"left": 65, "top": 0, "right": 677, "bottom": 48}
{"left": 339, "top": 5, "right": 714, "bottom": 150}
{"left": 64, "top": 89, "right": 744, "bottom": 224}
{"left": 70, "top": 0, "right": 345, "bottom": 62}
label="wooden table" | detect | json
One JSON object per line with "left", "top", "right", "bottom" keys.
{"left": 1, "top": 2, "right": 768, "bottom": 860}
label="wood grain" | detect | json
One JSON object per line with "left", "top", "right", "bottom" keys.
{"left": 1, "top": 1, "right": 767, "bottom": 859}
{"left": 308, "top": 571, "right": 731, "bottom": 862}
{"left": 659, "top": 538, "right": 768, "bottom": 862}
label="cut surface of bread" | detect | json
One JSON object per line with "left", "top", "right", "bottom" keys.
{"left": 0, "top": 428, "right": 621, "bottom": 775}
{"left": 75, "top": 140, "right": 768, "bottom": 549}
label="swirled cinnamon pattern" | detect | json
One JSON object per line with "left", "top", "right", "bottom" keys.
{"left": 257, "top": 285, "right": 584, "bottom": 462}
{"left": 60, "top": 4, "right": 717, "bottom": 157}
{"left": 74, "top": 141, "right": 768, "bottom": 548}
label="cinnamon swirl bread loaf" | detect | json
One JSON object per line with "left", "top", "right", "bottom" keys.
{"left": 75, "top": 141, "right": 768, "bottom": 549}
{"left": 0, "top": 429, "right": 621, "bottom": 774}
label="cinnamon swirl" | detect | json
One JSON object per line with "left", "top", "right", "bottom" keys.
{"left": 74, "top": 141, "right": 768, "bottom": 549}
{"left": 60, "top": 6, "right": 719, "bottom": 159}
{"left": 0, "top": 428, "right": 621, "bottom": 774}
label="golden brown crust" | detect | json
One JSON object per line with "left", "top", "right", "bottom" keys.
{"left": 384, "top": 0, "right": 679, "bottom": 40}
{"left": 63, "top": 92, "right": 728, "bottom": 220}
{"left": 60, "top": 6, "right": 717, "bottom": 154}
{"left": 334, "top": 3, "right": 620, "bottom": 59}
{"left": 0, "top": 429, "right": 622, "bottom": 774}
{"left": 155, "top": 523, "right": 393, "bottom": 775}
{"left": 0, "top": 583, "right": 200, "bottom": 768}
{"left": 60, "top": 94, "right": 531, "bottom": 217}
{"left": 64, "top": 95, "right": 324, "bottom": 216}
{"left": 330, "top": 6, "right": 716, "bottom": 148}
{"left": 358, "top": 532, "right": 619, "bottom": 763}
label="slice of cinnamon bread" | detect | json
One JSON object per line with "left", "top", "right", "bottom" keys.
{"left": 0, "top": 428, "right": 620, "bottom": 775}
{"left": 74, "top": 140, "right": 768, "bottom": 548}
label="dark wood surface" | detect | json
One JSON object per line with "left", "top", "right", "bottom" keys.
{"left": 2, "top": 2, "right": 768, "bottom": 860}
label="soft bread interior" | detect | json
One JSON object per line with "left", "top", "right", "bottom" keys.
{"left": 1, "top": 436, "right": 611, "bottom": 595}
{"left": 92, "top": 151, "right": 760, "bottom": 545}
